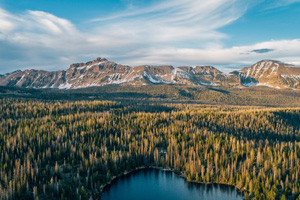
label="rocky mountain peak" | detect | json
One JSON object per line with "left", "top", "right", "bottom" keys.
{"left": 239, "top": 60, "right": 300, "bottom": 88}
{"left": 194, "top": 66, "right": 222, "bottom": 76}
{"left": 69, "top": 57, "right": 109, "bottom": 69}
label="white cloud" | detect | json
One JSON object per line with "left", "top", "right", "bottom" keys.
{"left": 115, "top": 39, "right": 300, "bottom": 73}
{"left": 0, "top": 8, "right": 17, "bottom": 33}
{"left": 0, "top": 0, "right": 300, "bottom": 74}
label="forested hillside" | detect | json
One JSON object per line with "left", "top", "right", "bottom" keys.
{"left": 1, "top": 85, "right": 300, "bottom": 107}
{"left": 1, "top": 99, "right": 300, "bottom": 199}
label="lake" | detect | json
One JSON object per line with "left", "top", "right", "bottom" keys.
{"left": 101, "top": 168, "right": 243, "bottom": 200}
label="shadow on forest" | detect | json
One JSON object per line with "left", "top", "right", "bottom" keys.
{"left": 200, "top": 113, "right": 300, "bottom": 143}
{"left": 273, "top": 111, "right": 300, "bottom": 129}
{"left": 42, "top": 92, "right": 153, "bottom": 100}
{"left": 207, "top": 87, "right": 230, "bottom": 94}
{"left": 122, "top": 103, "right": 176, "bottom": 113}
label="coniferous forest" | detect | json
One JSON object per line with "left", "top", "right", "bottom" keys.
{"left": 1, "top": 98, "right": 300, "bottom": 200}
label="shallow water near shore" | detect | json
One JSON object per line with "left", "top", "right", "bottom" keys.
{"left": 101, "top": 168, "right": 243, "bottom": 200}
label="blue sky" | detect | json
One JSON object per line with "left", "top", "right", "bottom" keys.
{"left": 0, "top": 0, "right": 300, "bottom": 73}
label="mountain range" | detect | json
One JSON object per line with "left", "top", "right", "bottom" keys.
{"left": 1, "top": 58, "right": 300, "bottom": 89}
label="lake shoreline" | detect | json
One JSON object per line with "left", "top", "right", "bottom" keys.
{"left": 100, "top": 165, "right": 244, "bottom": 198}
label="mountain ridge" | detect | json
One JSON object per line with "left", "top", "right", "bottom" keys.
{"left": 1, "top": 58, "right": 300, "bottom": 89}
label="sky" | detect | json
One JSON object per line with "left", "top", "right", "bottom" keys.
{"left": 0, "top": 0, "right": 300, "bottom": 73}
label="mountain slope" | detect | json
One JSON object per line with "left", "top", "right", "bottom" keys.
{"left": 238, "top": 60, "right": 300, "bottom": 89}
{"left": 0, "top": 69, "right": 66, "bottom": 88}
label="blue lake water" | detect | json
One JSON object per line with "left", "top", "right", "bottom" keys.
{"left": 101, "top": 168, "right": 243, "bottom": 200}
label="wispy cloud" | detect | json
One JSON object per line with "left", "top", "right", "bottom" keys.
{"left": 89, "top": 0, "right": 248, "bottom": 49}
{"left": 261, "top": 0, "right": 300, "bottom": 10}
{"left": 0, "top": 0, "right": 249, "bottom": 73}
{"left": 0, "top": 0, "right": 299, "bottom": 74}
